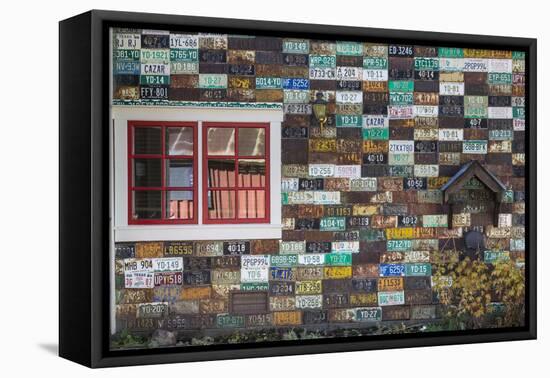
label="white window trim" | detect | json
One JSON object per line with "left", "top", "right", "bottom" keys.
{"left": 112, "top": 105, "right": 283, "bottom": 242}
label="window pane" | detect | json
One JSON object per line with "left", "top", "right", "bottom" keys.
{"left": 133, "top": 191, "right": 161, "bottom": 220}
{"left": 166, "top": 159, "right": 193, "bottom": 187}
{"left": 207, "top": 127, "right": 235, "bottom": 155}
{"left": 207, "top": 159, "right": 235, "bottom": 188}
{"left": 238, "top": 159, "right": 266, "bottom": 188}
{"left": 134, "top": 158, "right": 161, "bottom": 187}
{"left": 238, "top": 128, "right": 265, "bottom": 156}
{"left": 166, "top": 127, "right": 193, "bottom": 155}
{"left": 166, "top": 191, "right": 194, "bottom": 220}
{"left": 134, "top": 127, "right": 161, "bottom": 154}
{"left": 207, "top": 190, "right": 235, "bottom": 219}
{"left": 238, "top": 190, "right": 265, "bottom": 219}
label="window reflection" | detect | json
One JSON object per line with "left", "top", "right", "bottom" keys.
{"left": 166, "top": 127, "right": 193, "bottom": 155}
{"left": 133, "top": 191, "right": 161, "bottom": 219}
{"left": 134, "top": 127, "right": 162, "bottom": 154}
{"left": 166, "top": 159, "right": 193, "bottom": 187}
{"left": 238, "top": 128, "right": 265, "bottom": 156}
{"left": 134, "top": 159, "right": 161, "bottom": 187}
{"left": 166, "top": 191, "right": 194, "bottom": 219}
{"left": 207, "top": 159, "right": 235, "bottom": 188}
{"left": 207, "top": 128, "right": 235, "bottom": 155}
{"left": 238, "top": 190, "right": 265, "bottom": 219}
{"left": 238, "top": 159, "right": 265, "bottom": 187}
{"left": 207, "top": 190, "right": 235, "bottom": 219}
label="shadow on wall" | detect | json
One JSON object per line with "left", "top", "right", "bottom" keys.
{"left": 38, "top": 343, "right": 58, "bottom": 356}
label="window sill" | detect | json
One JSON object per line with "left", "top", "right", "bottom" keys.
{"left": 114, "top": 223, "right": 282, "bottom": 242}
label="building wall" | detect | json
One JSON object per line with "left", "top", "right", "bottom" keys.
{"left": 111, "top": 28, "right": 526, "bottom": 347}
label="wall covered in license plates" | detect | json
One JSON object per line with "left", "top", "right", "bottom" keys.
{"left": 111, "top": 28, "right": 526, "bottom": 350}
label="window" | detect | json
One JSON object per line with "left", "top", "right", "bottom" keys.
{"left": 127, "top": 120, "right": 270, "bottom": 225}
{"left": 128, "top": 121, "right": 198, "bottom": 224}
{"left": 203, "top": 123, "right": 270, "bottom": 224}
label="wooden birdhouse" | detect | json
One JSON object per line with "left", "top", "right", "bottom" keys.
{"left": 441, "top": 161, "right": 507, "bottom": 229}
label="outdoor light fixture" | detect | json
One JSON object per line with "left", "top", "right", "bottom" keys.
{"left": 312, "top": 92, "right": 328, "bottom": 133}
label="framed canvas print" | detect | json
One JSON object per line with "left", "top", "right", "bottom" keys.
{"left": 59, "top": 10, "right": 536, "bottom": 368}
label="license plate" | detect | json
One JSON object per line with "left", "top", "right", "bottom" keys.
{"left": 216, "top": 314, "right": 245, "bottom": 328}
{"left": 114, "top": 33, "right": 141, "bottom": 49}
{"left": 379, "top": 264, "right": 406, "bottom": 277}
{"left": 334, "top": 165, "right": 361, "bottom": 178}
{"left": 296, "top": 280, "right": 322, "bottom": 294}
{"left": 240, "top": 268, "right": 269, "bottom": 282}
{"left": 422, "top": 215, "right": 448, "bottom": 227}
{"left": 387, "top": 239, "right": 413, "bottom": 251}
{"left": 336, "top": 66, "right": 362, "bottom": 80}
{"left": 113, "top": 61, "right": 140, "bottom": 75}
{"left": 355, "top": 307, "right": 382, "bottom": 321}
{"left": 198, "top": 74, "right": 227, "bottom": 89}
{"left": 390, "top": 92, "right": 414, "bottom": 105}
{"left": 153, "top": 257, "right": 183, "bottom": 272}
{"left": 309, "top": 55, "right": 336, "bottom": 68}
{"left": 378, "top": 291, "right": 405, "bottom": 306}
{"left": 309, "top": 164, "right": 335, "bottom": 177}
{"left": 124, "top": 272, "right": 154, "bottom": 288}
{"left": 331, "top": 241, "right": 360, "bottom": 253}
{"left": 270, "top": 254, "right": 298, "bottom": 267}
{"left": 283, "top": 89, "right": 309, "bottom": 103}
{"left": 388, "top": 106, "right": 414, "bottom": 119}
{"left": 281, "top": 178, "right": 299, "bottom": 191}
{"left": 124, "top": 258, "right": 154, "bottom": 273}
{"left": 349, "top": 178, "right": 377, "bottom": 191}
{"left": 488, "top": 59, "right": 513, "bottom": 73}
{"left": 210, "top": 269, "right": 240, "bottom": 284}
{"left": 170, "top": 61, "right": 198, "bottom": 74}
{"left": 363, "top": 69, "right": 388, "bottom": 81}
{"left": 137, "top": 302, "right": 169, "bottom": 318}
{"left": 241, "top": 255, "right": 270, "bottom": 269}
{"left": 154, "top": 271, "right": 183, "bottom": 286}
{"left": 488, "top": 107, "right": 513, "bottom": 119}
{"left": 295, "top": 295, "right": 323, "bottom": 309}
{"left": 286, "top": 191, "right": 314, "bottom": 204}
{"left": 337, "top": 41, "right": 363, "bottom": 55}
{"left": 414, "top": 58, "right": 439, "bottom": 70}
{"left": 170, "top": 48, "right": 198, "bottom": 62}
{"left": 414, "top": 165, "right": 439, "bottom": 177}
{"left": 378, "top": 277, "right": 404, "bottom": 291}
{"left": 335, "top": 91, "right": 362, "bottom": 104}
{"left": 283, "top": 103, "right": 312, "bottom": 114}
{"left": 320, "top": 217, "right": 346, "bottom": 231}
{"left": 283, "top": 39, "right": 310, "bottom": 54}
{"left": 309, "top": 67, "right": 336, "bottom": 80}
{"left": 298, "top": 254, "right": 325, "bottom": 266}
{"left": 336, "top": 114, "right": 362, "bottom": 127}
{"left": 440, "top": 82, "right": 464, "bottom": 95}
{"left": 405, "top": 263, "right": 432, "bottom": 276}
{"left": 170, "top": 34, "right": 198, "bottom": 49}
{"left": 282, "top": 78, "right": 309, "bottom": 90}
{"left": 488, "top": 72, "right": 513, "bottom": 85}
{"left": 140, "top": 49, "right": 170, "bottom": 62}
{"left": 363, "top": 57, "right": 388, "bottom": 69}
{"left": 323, "top": 266, "right": 352, "bottom": 279}
{"left": 439, "top": 129, "right": 464, "bottom": 141}
{"left": 363, "top": 127, "right": 389, "bottom": 140}
{"left": 463, "top": 140, "right": 488, "bottom": 154}
{"left": 256, "top": 77, "right": 282, "bottom": 89}
{"left": 324, "top": 252, "right": 352, "bottom": 266}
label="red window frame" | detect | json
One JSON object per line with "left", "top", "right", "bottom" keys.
{"left": 202, "top": 122, "right": 270, "bottom": 224}
{"left": 128, "top": 121, "right": 198, "bottom": 224}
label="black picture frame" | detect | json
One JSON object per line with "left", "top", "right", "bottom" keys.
{"left": 59, "top": 9, "right": 537, "bottom": 368}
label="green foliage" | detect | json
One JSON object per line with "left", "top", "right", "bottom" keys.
{"left": 111, "top": 329, "right": 148, "bottom": 348}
